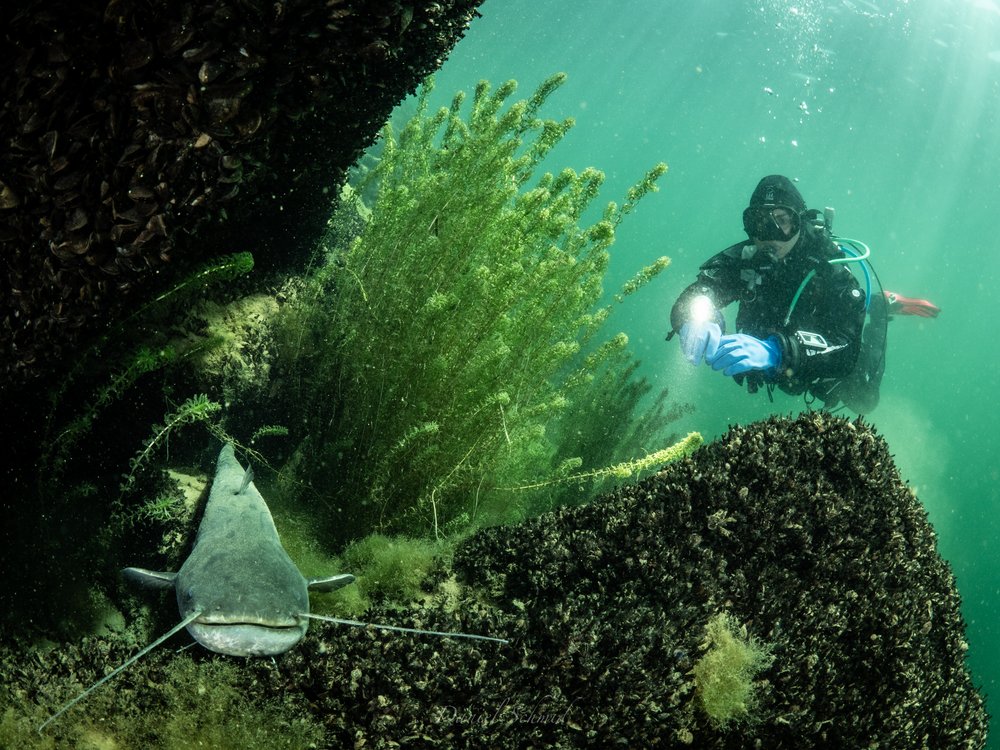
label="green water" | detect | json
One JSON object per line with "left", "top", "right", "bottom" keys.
{"left": 415, "top": 0, "right": 1000, "bottom": 740}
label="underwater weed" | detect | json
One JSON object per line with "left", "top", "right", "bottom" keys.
{"left": 40, "top": 252, "right": 255, "bottom": 495}
{"left": 119, "top": 393, "right": 222, "bottom": 498}
{"left": 272, "top": 74, "right": 673, "bottom": 540}
{"left": 692, "top": 612, "right": 774, "bottom": 727}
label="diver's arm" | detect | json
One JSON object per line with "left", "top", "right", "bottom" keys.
{"left": 668, "top": 245, "right": 747, "bottom": 335}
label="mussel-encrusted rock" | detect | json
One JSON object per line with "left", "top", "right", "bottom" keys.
{"left": 0, "top": 0, "right": 483, "bottom": 384}
{"left": 2, "top": 415, "right": 986, "bottom": 748}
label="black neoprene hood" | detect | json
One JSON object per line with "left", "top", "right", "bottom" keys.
{"left": 748, "top": 175, "right": 806, "bottom": 213}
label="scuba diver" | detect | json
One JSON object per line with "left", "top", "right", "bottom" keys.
{"left": 668, "top": 175, "right": 940, "bottom": 414}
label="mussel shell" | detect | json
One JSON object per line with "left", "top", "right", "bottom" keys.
{"left": 39, "top": 130, "right": 58, "bottom": 160}
{"left": 122, "top": 38, "right": 155, "bottom": 72}
{"left": 158, "top": 24, "right": 195, "bottom": 56}
{"left": 0, "top": 182, "right": 20, "bottom": 209}
{"left": 65, "top": 208, "right": 88, "bottom": 231}
{"left": 128, "top": 185, "right": 156, "bottom": 200}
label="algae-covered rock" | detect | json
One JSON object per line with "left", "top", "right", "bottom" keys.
{"left": 3, "top": 414, "right": 986, "bottom": 749}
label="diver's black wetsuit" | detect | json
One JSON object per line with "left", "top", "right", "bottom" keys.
{"left": 670, "top": 222, "right": 867, "bottom": 403}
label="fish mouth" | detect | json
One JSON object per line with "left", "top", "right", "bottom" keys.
{"left": 196, "top": 612, "right": 300, "bottom": 628}
{"left": 188, "top": 619, "right": 307, "bottom": 657}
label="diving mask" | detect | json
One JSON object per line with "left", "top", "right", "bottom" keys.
{"left": 742, "top": 205, "right": 801, "bottom": 241}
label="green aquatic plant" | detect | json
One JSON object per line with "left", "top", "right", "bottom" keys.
{"left": 119, "top": 393, "right": 222, "bottom": 498}
{"left": 134, "top": 492, "right": 186, "bottom": 523}
{"left": 271, "top": 73, "right": 674, "bottom": 541}
{"left": 144, "top": 251, "right": 255, "bottom": 309}
{"left": 691, "top": 612, "right": 774, "bottom": 727}
{"left": 534, "top": 338, "right": 695, "bottom": 506}
{"left": 40, "top": 344, "right": 180, "bottom": 490}
{"left": 45, "top": 251, "right": 253, "bottom": 420}
{"left": 329, "top": 533, "right": 444, "bottom": 615}
{"left": 41, "top": 252, "right": 255, "bottom": 491}
{"left": 251, "top": 424, "right": 289, "bottom": 443}
{"left": 508, "top": 431, "right": 703, "bottom": 491}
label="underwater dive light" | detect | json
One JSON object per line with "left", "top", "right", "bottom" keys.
{"left": 689, "top": 294, "right": 715, "bottom": 325}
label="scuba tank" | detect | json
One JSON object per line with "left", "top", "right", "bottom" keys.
{"left": 793, "top": 206, "right": 888, "bottom": 414}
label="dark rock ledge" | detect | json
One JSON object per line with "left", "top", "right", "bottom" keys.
{"left": 0, "top": 0, "right": 483, "bottom": 385}
{"left": 1, "top": 413, "right": 987, "bottom": 748}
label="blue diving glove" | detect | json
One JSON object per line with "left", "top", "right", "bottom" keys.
{"left": 707, "top": 334, "right": 782, "bottom": 377}
{"left": 679, "top": 321, "right": 722, "bottom": 366}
